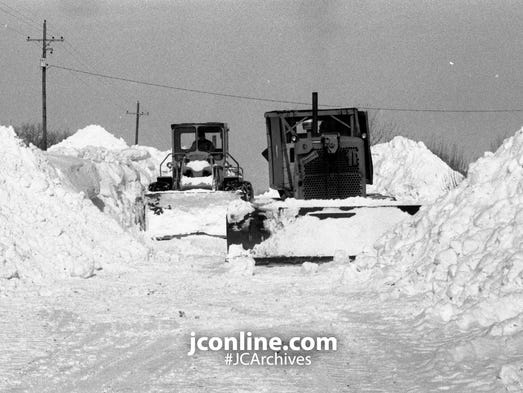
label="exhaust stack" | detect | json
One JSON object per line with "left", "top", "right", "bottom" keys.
{"left": 312, "top": 92, "right": 318, "bottom": 134}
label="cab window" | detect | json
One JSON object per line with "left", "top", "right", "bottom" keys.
{"left": 174, "top": 126, "right": 196, "bottom": 152}
{"left": 198, "top": 126, "right": 223, "bottom": 152}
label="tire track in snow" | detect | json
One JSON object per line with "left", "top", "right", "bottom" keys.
{"left": 0, "top": 239, "right": 512, "bottom": 392}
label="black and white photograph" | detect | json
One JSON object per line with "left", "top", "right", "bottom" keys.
{"left": 1, "top": 0, "right": 523, "bottom": 392}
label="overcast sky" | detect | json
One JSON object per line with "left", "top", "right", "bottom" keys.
{"left": 1, "top": 0, "right": 522, "bottom": 191}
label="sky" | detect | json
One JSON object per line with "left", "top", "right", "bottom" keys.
{"left": 1, "top": 0, "right": 522, "bottom": 191}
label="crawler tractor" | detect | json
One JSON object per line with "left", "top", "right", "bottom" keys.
{"left": 145, "top": 122, "right": 253, "bottom": 240}
{"left": 227, "top": 93, "right": 421, "bottom": 264}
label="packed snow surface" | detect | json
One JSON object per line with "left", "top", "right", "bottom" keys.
{"left": 368, "top": 136, "right": 464, "bottom": 202}
{"left": 50, "top": 124, "right": 128, "bottom": 150}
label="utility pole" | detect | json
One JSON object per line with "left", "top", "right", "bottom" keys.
{"left": 27, "top": 20, "right": 64, "bottom": 151}
{"left": 126, "top": 101, "right": 149, "bottom": 145}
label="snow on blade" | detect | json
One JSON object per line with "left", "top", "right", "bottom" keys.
{"left": 227, "top": 199, "right": 254, "bottom": 224}
{"left": 252, "top": 205, "right": 412, "bottom": 257}
{"left": 146, "top": 191, "right": 240, "bottom": 238}
{"left": 0, "top": 126, "right": 147, "bottom": 291}
{"left": 369, "top": 136, "right": 464, "bottom": 203}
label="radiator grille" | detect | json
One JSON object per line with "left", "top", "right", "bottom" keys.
{"left": 302, "top": 148, "right": 363, "bottom": 199}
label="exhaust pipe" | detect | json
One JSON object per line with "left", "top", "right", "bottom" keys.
{"left": 312, "top": 92, "right": 318, "bottom": 134}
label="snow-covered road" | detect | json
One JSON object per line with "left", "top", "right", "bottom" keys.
{"left": 2, "top": 124, "right": 523, "bottom": 392}
{"left": 1, "top": 237, "right": 512, "bottom": 392}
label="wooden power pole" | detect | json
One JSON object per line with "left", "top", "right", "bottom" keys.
{"left": 126, "top": 101, "right": 149, "bottom": 145}
{"left": 27, "top": 20, "right": 64, "bottom": 151}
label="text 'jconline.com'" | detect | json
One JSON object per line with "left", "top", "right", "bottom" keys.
{"left": 188, "top": 331, "right": 338, "bottom": 366}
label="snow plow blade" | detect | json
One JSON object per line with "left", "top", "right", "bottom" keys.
{"left": 145, "top": 190, "right": 243, "bottom": 240}
{"left": 226, "top": 201, "right": 421, "bottom": 265}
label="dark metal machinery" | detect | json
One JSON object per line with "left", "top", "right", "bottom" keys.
{"left": 263, "top": 92, "right": 373, "bottom": 200}
{"left": 148, "top": 122, "right": 253, "bottom": 201}
{"left": 226, "top": 93, "right": 421, "bottom": 264}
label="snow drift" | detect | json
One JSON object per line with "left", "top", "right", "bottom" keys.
{"left": 49, "top": 125, "right": 168, "bottom": 228}
{"left": 368, "top": 136, "right": 464, "bottom": 202}
{"left": 51, "top": 124, "right": 128, "bottom": 150}
{"left": 352, "top": 128, "right": 523, "bottom": 330}
{"left": 0, "top": 126, "right": 148, "bottom": 290}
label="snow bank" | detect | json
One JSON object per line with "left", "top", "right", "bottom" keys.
{"left": 499, "top": 361, "right": 523, "bottom": 392}
{"left": 49, "top": 125, "right": 169, "bottom": 228}
{"left": 51, "top": 124, "right": 128, "bottom": 150}
{"left": 368, "top": 136, "right": 464, "bottom": 202}
{"left": 0, "top": 126, "right": 148, "bottom": 290}
{"left": 354, "top": 127, "right": 523, "bottom": 331}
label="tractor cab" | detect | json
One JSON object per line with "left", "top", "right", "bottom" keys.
{"left": 143, "top": 121, "right": 253, "bottom": 241}
{"left": 148, "top": 122, "right": 251, "bottom": 197}
{"left": 174, "top": 123, "right": 225, "bottom": 159}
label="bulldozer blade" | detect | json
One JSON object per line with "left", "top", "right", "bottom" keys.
{"left": 297, "top": 205, "right": 421, "bottom": 218}
{"left": 227, "top": 203, "right": 421, "bottom": 265}
{"left": 254, "top": 256, "right": 351, "bottom": 265}
{"left": 145, "top": 190, "right": 242, "bottom": 240}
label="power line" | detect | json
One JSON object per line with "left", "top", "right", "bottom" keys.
{"left": 60, "top": 43, "right": 133, "bottom": 105}
{"left": 1, "top": 0, "right": 521, "bottom": 115}
{"left": 48, "top": 64, "right": 523, "bottom": 113}
{"left": 0, "top": 1, "right": 132, "bottom": 107}
{"left": 356, "top": 106, "right": 523, "bottom": 114}
{"left": 0, "top": 3, "right": 39, "bottom": 33}
{"left": 4, "top": 8, "right": 144, "bottom": 144}
{"left": 2, "top": 20, "right": 32, "bottom": 39}
{"left": 0, "top": 0, "right": 40, "bottom": 26}
{"left": 48, "top": 64, "right": 315, "bottom": 106}
{"left": 43, "top": 21, "right": 140, "bottom": 106}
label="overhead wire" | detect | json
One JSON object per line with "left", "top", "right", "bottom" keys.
{"left": 0, "top": 0, "right": 40, "bottom": 26}
{"left": 40, "top": 20, "right": 165, "bottom": 145}
{"left": 0, "top": 5, "right": 145, "bottom": 143}
{"left": 0, "top": 4, "right": 133, "bottom": 109}
{"left": 48, "top": 64, "right": 523, "bottom": 113}
{"left": 48, "top": 64, "right": 323, "bottom": 107}
{"left": 3, "top": 3, "right": 522, "bottom": 116}
{"left": 0, "top": 2, "right": 39, "bottom": 33}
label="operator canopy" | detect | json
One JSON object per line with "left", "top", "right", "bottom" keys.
{"left": 175, "top": 124, "right": 224, "bottom": 153}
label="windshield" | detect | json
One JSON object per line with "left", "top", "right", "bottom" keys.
{"left": 173, "top": 125, "right": 224, "bottom": 153}
{"left": 198, "top": 126, "right": 223, "bottom": 151}
{"left": 174, "top": 126, "right": 196, "bottom": 152}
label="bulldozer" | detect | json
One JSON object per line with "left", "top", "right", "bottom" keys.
{"left": 145, "top": 122, "right": 253, "bottom": 240}
{"left": 226, "top": 93, "right": 421, "bottom": 264}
